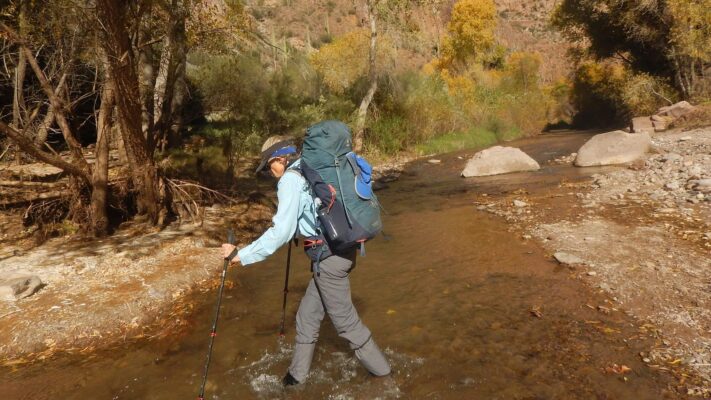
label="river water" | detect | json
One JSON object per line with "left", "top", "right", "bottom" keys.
{"left": 1, "top": 132, "right": 686, "bottom": 399}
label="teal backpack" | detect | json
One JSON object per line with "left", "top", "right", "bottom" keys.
{"left": 299, "top": 120, "right": 382, "bottom": 263}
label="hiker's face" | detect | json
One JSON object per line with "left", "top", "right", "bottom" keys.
{"left": 269, "top": 157, "right": 286, "bottom": 178}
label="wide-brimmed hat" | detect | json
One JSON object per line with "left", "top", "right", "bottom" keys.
{"left": 255, "top": 136, "right": 297, "bottom": 173}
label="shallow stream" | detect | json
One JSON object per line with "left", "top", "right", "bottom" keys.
{"left": 1, "top": 132, "right": 685, "bottom": 399}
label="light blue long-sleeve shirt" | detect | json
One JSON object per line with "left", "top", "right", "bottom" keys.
{"left": 237, "top": 160, "right": 319, "bottom": 266}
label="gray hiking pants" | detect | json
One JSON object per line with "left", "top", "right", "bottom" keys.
{"left": 288, "top": 251, "right": 391, "bottom": 382}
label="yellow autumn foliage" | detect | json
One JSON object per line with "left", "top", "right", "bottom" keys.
{"left": 437, "top": 0, "right": 497, "bottom": 70}
{"left": 667, "top": 0, "right": 711, "bottom": 62}
{"left": 309, "top": 29, "right": 396, "bottom": 94}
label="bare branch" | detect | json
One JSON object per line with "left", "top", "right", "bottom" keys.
{"left": 0, "top": 121, "right": 91, "bottom": 183}
{"left": 0, "top": 22, "right": 90, "bottom": 173}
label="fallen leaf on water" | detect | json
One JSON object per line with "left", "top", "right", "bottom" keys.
{"left": 530, "top": 306, "right": 542, "bottom": 318}
{"left": 605, "top": 364, "right": 632, "bottom": 374}
{"left": 597, "top": 306, "right": 611, "bottom": 315}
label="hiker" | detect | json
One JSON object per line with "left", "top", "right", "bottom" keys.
{"left": 221, "top": 128, "right": 391, "bottom": 386}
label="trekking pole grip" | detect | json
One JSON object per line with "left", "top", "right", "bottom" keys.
{"left": 228, "top": 229, "right": 235, "bottom": 245}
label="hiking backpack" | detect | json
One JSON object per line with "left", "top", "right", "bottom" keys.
{"left": 299, "top": 120, "right": 382, "bottom": 258}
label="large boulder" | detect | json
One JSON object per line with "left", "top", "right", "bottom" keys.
{"left": 657, "top": 101, "right": 696, "bottom": 119}
{"left": 630, "top": 116, "right": 654, "bottom": 134}
{"left": 0, "top": 271, "right": 42, "bottom": 301}
{"left": 575, "top": 130, "right": 651, "bottom": 167}
{"left": 461, "top": 146, "right": 540, "bottom": 177}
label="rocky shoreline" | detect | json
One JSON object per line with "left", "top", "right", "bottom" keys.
{"left": 0, "top": 201, "right": 274, "bottom": 364}
{"left": 475, "top": 126, "right": 710, "bottom": 396}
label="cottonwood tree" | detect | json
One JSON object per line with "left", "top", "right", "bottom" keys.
{"left": 552, "top": 0, "right": 711, "bottom": 99}
{"left": 310, "top": 0, "right": 411, "bottom": 151}
{"left": 432, "top": 0, "right": 496, "bottom": 71}
{"left": 0, "top": 0, "right": 248, "bottom": 235}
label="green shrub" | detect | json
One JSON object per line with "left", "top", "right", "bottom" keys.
{"left": 621, "top": 73, "right": 678, "bottom": 116}
{"left": 416, "top": 127, "right": 499, "bottom": 155}
{"left": 365, "top": 115, "right": 410, "bottom": 156}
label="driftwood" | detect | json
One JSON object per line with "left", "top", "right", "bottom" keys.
{"left": 0, "top": 191, "right": 66, "bottom": 207}
{"left": 0, "top": 180, "right": 65, "bottom": 188}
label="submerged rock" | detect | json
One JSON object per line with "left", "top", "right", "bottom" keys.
{"left": 461, "top": 146, "right": 540, "bottom": 177}
{"left": 0, "top": 272, "right": 42, "bottom": 301}
{"left": 553, "top": 252, "right": 585, "bottom": 266}
{"left": 513, "top": 200, "right": 528, "bottom": 207}
{"left": 575, "top": 131, "right": 651, "bottom": 167}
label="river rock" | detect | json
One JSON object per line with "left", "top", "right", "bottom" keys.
{"left": 689, "top": 179, "right": 711, "bottom": 193}
{"left": 0, "top": 271, "right": 42, "bottom": 301}
{"left": 554, "top": 252, "right": 585, "bottom": 266}
{"left": 574, "top": 131, "right": 651, "bottom": 167}
{"left": 656, "top": 101, "right": 696, "bottom": 119}
{"left": 652, "top": 119, "right": 667, "bottom": 132}
{"left": 631, "top": 116, "right": 654, "bottom": 134}
{"left": 461, "top": 146, "right": 540, "bottom": 177}
{"left": 662, "top": 153, "right": 682, "bottom": 163}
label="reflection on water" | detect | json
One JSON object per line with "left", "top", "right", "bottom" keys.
{"left": 0, "top": 132, "right": 686, "bottom": 399}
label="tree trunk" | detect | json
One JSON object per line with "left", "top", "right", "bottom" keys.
{"left": 166, "top": 53, "right": 186, "bottom": 151}
{"left": 152, "top": 32, "right": 171, "bottom": 152}
{"left": 34, "top": 73, "right": 68, "bottom": 146}
{"left": 354, "top": 0, "right": 378, "bottom": 152}
{"left": 138, "top": 13, "right": 156, "bottom": 142}
{"left": 96, "top": 0, "right": 165, "bottom": 224}
{"left": 152, "top": 0, "right": 187, "bottom": 152}
{"left": 12, "top": 46, "right": 26, "bottom": 164}
{"left": 165, "top": 13, "right": 187, "bottom": 151}
{"left": 11, "top": 2, "right": 27, "bottom": 165}
{"left": 91, "top": 70, "right": 115, "bottom": 236}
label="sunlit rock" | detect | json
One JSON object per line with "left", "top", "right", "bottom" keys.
{"left": 0, "top": 271, "right": 42, "bottom": 301}
{"left": 461, "top": 146, "right": 540, "bottom": 177}
{"left": 656, "top": 101, "right": 696, "bottom": 119}
{"left": 574, "top": 131, "right": 651, "bottom": 167}
{"left": 630, "top": 116, "right": 654, "bottom": 134}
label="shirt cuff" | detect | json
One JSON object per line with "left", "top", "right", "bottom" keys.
{"left": 237, "top": 247, "right": 258, "bottom": 266}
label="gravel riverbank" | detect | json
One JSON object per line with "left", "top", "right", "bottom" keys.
{"left": 476, "top": 127, "right": 711, "bottom": 396}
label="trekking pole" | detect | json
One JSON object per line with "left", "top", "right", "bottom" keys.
{"left": 278, "top": 239, "right": 293, "bottom": 336}
{"left": 197, "top": 229, "right": 235, "bottom": 400}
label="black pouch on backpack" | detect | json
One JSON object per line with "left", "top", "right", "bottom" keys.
{"left": 303, "top": 236, "right": 332, "bottom": 263}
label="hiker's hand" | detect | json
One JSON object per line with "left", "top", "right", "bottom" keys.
{"left": 221, "top": 243, "right": 240, "bottom": 265}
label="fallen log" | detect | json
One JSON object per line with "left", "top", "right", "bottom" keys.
{"left": 0, "top": 191, "right": 66, "bottom": 207}
{"left": 0, "top": 180, "right": 66, "bottom": 188}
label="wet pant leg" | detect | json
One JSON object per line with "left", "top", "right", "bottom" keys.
{"left": 288, "top": 253, "right": 390, "bottom": 382}
{"left": 288, "top": 278, "right": 324, "bottom": 382}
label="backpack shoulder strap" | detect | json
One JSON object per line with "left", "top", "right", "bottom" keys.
{"left": 285, "top": 168, "right": 303, "bottom": 178}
